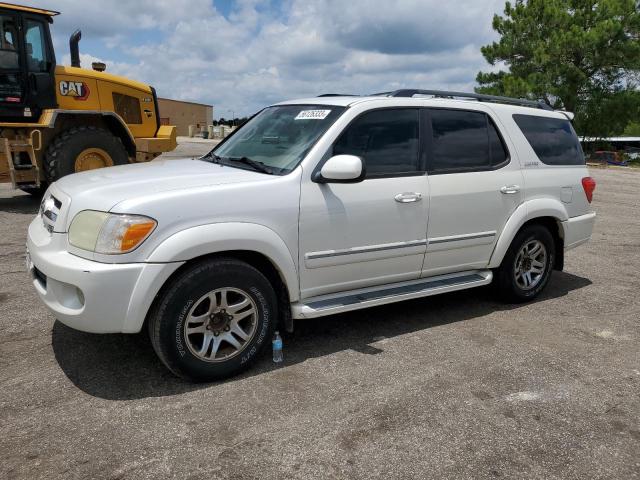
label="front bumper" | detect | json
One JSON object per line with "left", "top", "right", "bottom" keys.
{"left": 27, "top": 216, "right": 183, "bottom": 333}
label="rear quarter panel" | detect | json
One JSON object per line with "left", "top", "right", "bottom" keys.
{"left": 500, "top": 109, "right": 592, "bottom": 218}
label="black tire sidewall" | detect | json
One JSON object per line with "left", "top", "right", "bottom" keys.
{"left": 44, "top": 126, "right": 128, "bottom": 181}
{"left": 498, "top": 225, "right": 555, "bottom": 302}
{"left": 151, "top": 259, "right": 276, "bottom": 381}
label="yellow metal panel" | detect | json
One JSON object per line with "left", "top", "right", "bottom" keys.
{"left": 53, "top": 65, "right": 158, "bottom": 138}
{"left": 157, "top": 125, "right": 177, "bottom": 139}
{"left": 98, "top": 80, "right": 157, "bottom": 138}
{"left": 135, "top": 126, "right": 177, "bottom": 153}
{"left": 55, "top": 66, "right": 152, "bottom": 94}
{"left": 0, "top": 2, "right": 59, "bottom": 16}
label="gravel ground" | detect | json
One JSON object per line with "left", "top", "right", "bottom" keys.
{"left": 0, "top": 157, "right": 638, "bottom": 479}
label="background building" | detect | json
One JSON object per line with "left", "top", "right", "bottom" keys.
{"left": 157, "top": 98, "right": 213, "bottom": 136}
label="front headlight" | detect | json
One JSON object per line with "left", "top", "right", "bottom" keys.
{"left": 68, "top": 211, "right": 157, "bottom": 254}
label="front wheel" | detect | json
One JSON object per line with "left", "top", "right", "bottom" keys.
{"left": 44, "top": 126, "right": 129, "bottom": 182}
{"left": 494, "top": 224, "right": 555, "bottom": 303}
{"left": 147, "top": 258, "right": 277, "bottom": 382}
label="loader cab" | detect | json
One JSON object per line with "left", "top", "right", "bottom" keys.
{"left": 0, "top": 4, "right": 57, "bottom": 122}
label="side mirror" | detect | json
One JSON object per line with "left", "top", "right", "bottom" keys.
{"left": 314, "top": 155, "right": 365, "bottom": 183}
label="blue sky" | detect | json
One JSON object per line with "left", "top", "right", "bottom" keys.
{"left": 25, "top": 0, "right": 505, "bottom": 118}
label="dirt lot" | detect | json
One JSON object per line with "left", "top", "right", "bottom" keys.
{"left": 0, "top": 152, "right": 638, "bottom": 479}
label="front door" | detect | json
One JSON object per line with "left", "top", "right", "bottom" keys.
{"left": 299, "top": 108, "right": 429, "bottom": 299}
{"left": 0, "top": 11, "right": 26, "bottom": 119}
{"left": 22, "top": 15, "right": 56, "bottom": 111}
{"left": 0, "top": 11, "right": 56, "bottom": 121}
{"left": 422, "top": 107, "right": 524, "bottom": 276}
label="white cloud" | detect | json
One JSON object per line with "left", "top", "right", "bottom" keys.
{"left": 23, "top": 0, "right": 505, "bottom": 118}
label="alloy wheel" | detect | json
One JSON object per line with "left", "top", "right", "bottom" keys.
{"left": 183, "top": 287, "right": 258, "bottom": 362}
{"left": 513, "top": 239, "right": 547, "bottom": 290}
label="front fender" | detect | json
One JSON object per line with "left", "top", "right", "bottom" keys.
{"left": 146, "top": 222, "right": 299, "bottom": 301}
{"left": 488, "top": 198, "right": 568, "bottom": 268}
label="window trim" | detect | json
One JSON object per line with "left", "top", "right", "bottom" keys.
{"left": 425, "top": 107, "right": 511, "bottom": 175}
{"left": 319, "top": 106, "right": 426, "bottom": 180}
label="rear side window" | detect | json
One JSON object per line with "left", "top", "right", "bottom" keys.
{"left": 333, "top": 108, "right": 420, "bottom": 177}
{"left": 429, "top": 109, "right": 509, "bottom": 173}
{"left": 513, "top": 114, "right": 584, "bottom": 165}
{"left": 113, "top": 93, "right": 142, "bottom": 124}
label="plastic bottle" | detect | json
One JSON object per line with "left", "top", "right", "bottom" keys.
{"left": 272, "top": 331, "right": 283, "bottom": 363}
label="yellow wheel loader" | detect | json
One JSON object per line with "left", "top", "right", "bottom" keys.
{"left": 0, "top": 3, "right": 177, "bottom": 194}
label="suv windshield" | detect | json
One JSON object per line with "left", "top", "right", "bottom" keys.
{"left": 207, "top": 105, "right": 346, "bottom": 175}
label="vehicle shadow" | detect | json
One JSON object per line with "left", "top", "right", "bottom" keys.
{"left": 0, "top": 192, "right": 40, "bottom": 214}
{"left": 51, "top": 271, "right": 592, "bottom": 400}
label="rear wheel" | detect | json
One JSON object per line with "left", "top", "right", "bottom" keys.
{"left": 494, "top": 224, "right": 555, "bottom": 303}
{"left": 148, "top": 258, "right": 277, "bottom": 382}
{"left": 44, "top": 126, "right": 128, "bottom": 182}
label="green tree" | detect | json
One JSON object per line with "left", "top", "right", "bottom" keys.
{"left": 623, "top": 121, "right": 640, "bottom": 135}
{"left": 476, "top": 0, "right": 640, "bottom": 137}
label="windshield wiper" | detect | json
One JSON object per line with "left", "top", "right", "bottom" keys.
{"left": 227, "top": 156, "right": 274, "bottom": 174}
{"left": 201, "top": 151, "right": 222, "bottom": 163}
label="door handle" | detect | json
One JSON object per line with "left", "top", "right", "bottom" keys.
{"left": 394, "top": 192, "right": 422, "bottom": 203}
{"left": 500, "top": 185, "right": 521, "bottom": 194}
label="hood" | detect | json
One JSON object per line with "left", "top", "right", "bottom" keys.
{"left": 55, "top": 158, "right": 266, "bottom": 208}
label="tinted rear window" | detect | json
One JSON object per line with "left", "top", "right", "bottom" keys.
{"left": 513, "top": 114, "right": 584, "bottom": 165}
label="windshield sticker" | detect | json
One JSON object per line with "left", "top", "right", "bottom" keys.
{"left": 295, "top": 109, "right": 331, "bottom": 120}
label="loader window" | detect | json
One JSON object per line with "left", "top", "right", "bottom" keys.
{"left": 0, "top": 15, "right": 19, "bottom": 69}
{"left": 0, "top": 14, "right": 22, "bottom": 103}
{"left": 113, "top": 93, "right": 142, "bottom": 124}
{"left": 24, "top": 20, "right": 49, "bottom": 72}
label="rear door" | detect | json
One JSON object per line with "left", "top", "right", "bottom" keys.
{"left": 422, "top": 107, "right": 524, "bottom": 276}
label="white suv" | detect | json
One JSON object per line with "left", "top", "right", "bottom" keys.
{"left": 27, "top": 90, "right": 596, "bottom": 381}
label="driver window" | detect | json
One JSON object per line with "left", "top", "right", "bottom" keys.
{"left": 333, "top": 108, "right": 421, "bottom": 177}
{"left": 25, "top": 20, "right": 49, "bottom": 72}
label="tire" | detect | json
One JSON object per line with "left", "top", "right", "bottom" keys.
{"left": 44, "top": 126, "right": 128, "bottom": 182}
{"left": 494, "top": 224, "right": 555, "bottom": 303}
{"left": 148, "top": 258, "right": 277, "bottom": 382}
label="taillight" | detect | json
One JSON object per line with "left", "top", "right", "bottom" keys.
{"left": 582, "top": 177, "right": 596, "bottom": 203}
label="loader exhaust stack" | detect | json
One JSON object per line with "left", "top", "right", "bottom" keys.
{"left": 69, "top": 30, "right": 81, "bottom": 68}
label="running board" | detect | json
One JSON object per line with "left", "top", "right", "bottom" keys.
{"left": 291, "top": 270, "right": 493, "bottom": 319}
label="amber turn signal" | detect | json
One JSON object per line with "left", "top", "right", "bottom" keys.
{"left": 121, "top": 221, "right": 156, "bottom": 252}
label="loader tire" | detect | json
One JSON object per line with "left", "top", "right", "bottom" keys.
{"left": 44, "top": 126, "right": 128, "bottom": 182}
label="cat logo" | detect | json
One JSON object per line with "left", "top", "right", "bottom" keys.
{"left": 59, "top": 80, "right": 90, "bottom": 101}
